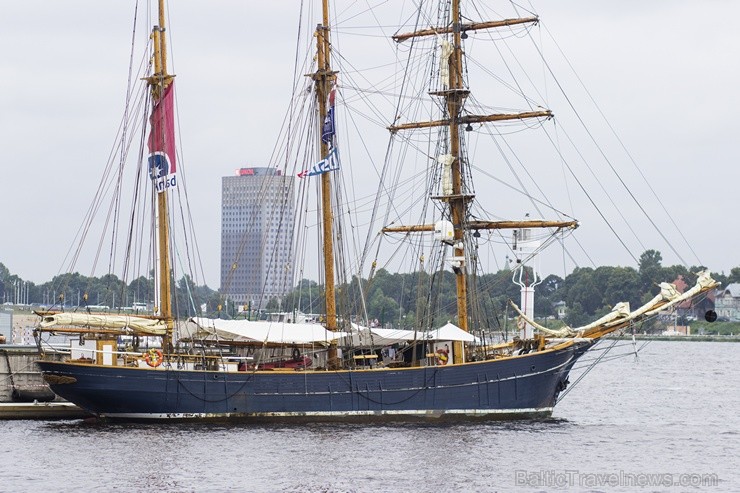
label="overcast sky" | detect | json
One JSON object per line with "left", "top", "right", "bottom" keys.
{"left": 1, "top": 1, "right": 738, "bottom": 288}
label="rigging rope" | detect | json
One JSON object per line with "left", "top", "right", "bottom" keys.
{"left": 523, "top": 21, "right": 689, "bottom": 267}
{"left": 536, "top": 19, "right": 702, "bottom": 267}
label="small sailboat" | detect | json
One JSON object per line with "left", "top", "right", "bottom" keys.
{"left": 35, "top": 0, "right": 718, "bottom": 421}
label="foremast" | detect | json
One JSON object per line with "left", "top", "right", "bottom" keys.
{"left": 314, "top": 0, "right": 339, "bottom": 367}
{"left": 387, "top": 2, "right": 573, "bottom": 363}
{"left": 148, "top": 0, "right": 174, "bottom": 351}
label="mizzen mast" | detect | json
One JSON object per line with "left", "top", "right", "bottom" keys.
{"left": 387, "top": 2, "right": 558, "bottom": 363}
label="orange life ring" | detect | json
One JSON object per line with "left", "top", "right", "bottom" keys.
{"left": 435, "top": 348, "right": 449, "bottom": 366}
{"left": 144, "top": 349, "right": 164, "bottom": 368}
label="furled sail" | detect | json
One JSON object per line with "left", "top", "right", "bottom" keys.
{"left": 510, "top": 271, "right": 718, "bottom": 339}
{"left": 39, "top": 313, "right": 168, "bottom": 335}
{"left": 438, "top": 40, "right": 453, "bottom": 89}
{"left": 644, "top": 270, "right": 717, "bottom": 316}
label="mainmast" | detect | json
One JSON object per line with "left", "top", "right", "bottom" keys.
{"left": 149, "top": 0, "right": 174, "bottom": 350}
{"left": 446, "top": 0, "right": 468, "bottom": 364}
{"left": 314, "top": 0, "right": 339, "bottom": 367}
{"left": 387, "top": 2, "right": 568, "bottom": 363}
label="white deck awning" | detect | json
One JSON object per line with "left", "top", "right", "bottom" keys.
{"left": 345, "top": 322, "right": 479, "bottom": 346}
{"left": 189, "top": 317, "right": 344, "bottom": 345}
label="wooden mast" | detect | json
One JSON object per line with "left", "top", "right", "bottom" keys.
{"left": 447, "top": 0, "right": 468, "bottom": 364}
{"left": 151, "top": 0, "right": 174, "bottom": 351}
{"left": 387, "top": 3, "right": 556, "bottom": 364}
{"left": 315, "top": 0, "right": 339, "bottom": 367}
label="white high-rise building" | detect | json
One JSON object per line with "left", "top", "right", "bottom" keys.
{"left": 221, "top": 167, "right": 295, "bottom": 309}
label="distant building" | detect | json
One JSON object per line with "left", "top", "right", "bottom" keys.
{"left": 553, "top": 301, "right": 567, "bottom": 320}
{"left": 221, "top": 167, "right": 295, "bottom": 308}
{"left": 673, "top": 275, "right": 715, "bottom": 321}
{"left": 715, "top": 283, "right": 740, "bottom": 321}
{"left": 662, "top": 325, "right": 691, "bottom": 336}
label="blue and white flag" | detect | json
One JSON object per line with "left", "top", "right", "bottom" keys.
{"left": 321, "top": 86, "right": 336, "bottom": 146}
{"left": 298, "top": 147, "right": 340, "bottom": 179}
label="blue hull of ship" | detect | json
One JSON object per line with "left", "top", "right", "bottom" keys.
{"left": 37, "top": 342, "right": 592, "bottom": 421}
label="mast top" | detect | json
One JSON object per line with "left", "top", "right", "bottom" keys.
{"left": 145, "top": 0, "right": 174, "bottom": 95}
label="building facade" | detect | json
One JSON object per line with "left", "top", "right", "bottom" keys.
{"left": 221, "top": 167, "right": 295, "bottom": 308}
{"left": 715, "top": 283, "right": 740, "bottom": 321}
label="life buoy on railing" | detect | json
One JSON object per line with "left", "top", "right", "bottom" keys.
{"left": 291, "top": 347, "right": 301, "bottom": 361}
{"left": 435, "top": 348, "right": 449, "bottom": 366}
{"left": 144, "top": 349, "right": 164, "bottom": 368}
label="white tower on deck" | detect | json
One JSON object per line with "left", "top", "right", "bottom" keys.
{"left": 512, "top": 215, "right": 542, "bottom": 339}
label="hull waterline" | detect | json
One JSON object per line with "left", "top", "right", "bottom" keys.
{"left": 37, "top": 341, "right": 592, "bottom": 422}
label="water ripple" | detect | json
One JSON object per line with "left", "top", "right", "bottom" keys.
{"left": 0, "top": 341, "right": 737, "bottom": 492}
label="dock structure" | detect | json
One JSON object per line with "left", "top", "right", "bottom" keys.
{"left": 1, "top": 345, "right": 89, "bottom": 420}
{"left": 0, "top": 401, "right": 89, "bottom": 420}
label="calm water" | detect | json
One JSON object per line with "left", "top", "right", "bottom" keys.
{"left": 0, "top": 341, "right": 737, "bottom": 493}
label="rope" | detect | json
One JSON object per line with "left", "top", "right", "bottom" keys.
{"left": 556, "top": 338, "right": 622, "bottom": 402}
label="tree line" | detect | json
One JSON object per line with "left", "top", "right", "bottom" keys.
{"left": 275, "top": 250, "right": 739, "bottom": 330}
{"left": 2, "top": 250, "right": 738, "bottom": 328}
{"left": 0, "top": 263, "right": 218, "bottom": 318}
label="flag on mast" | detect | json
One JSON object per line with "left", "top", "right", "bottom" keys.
{"left": 148, "top": 82, "right": 177, "bottom": 193}
{"left": 321, "top": 85, "right": 336, "bottom": 146}
{"left": 299, "top": 84, "right": 341, "bottom": 178}
{"left": 298, "top": 147, "right": 340, "bottom": 179}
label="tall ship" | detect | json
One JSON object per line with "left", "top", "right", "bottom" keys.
{"left": 35, "top": 0, "right": 718, "bottom": 421}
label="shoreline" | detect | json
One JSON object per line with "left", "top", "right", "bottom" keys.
{"left": 606, "top": 334, "right": 740, "bottom": 342}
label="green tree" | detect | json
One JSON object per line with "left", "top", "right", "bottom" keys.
{"left": 174, "top": 275, "right": 197, "bottom": 316}
{"left": 127, "top": 276, "right": 154, "bottom": 306}
{"left": 367, "top": 289, "right": 399, "bottom": 325}
{"left": 532, "top": 273, "right": 560, "bottom": 319}
{"left": 638, "top": 249, "right": 663, "bottom": 294}
{"left": 563, "top": 268, "right": 602, "bottom": 315}
{"left": 281, "top": 278, "right": 323, "bottom": 314}
{"left": 565, "top": 301, "right": 590, "bottom": 327}
{"left": 603, "top": 266, "right": 641, "bottom": 309}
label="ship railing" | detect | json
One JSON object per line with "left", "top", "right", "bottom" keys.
{"left": 59, "top": 345, "right": 254, "bottom": 372}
